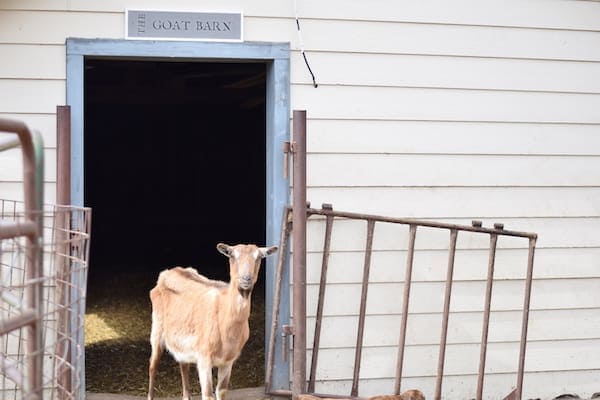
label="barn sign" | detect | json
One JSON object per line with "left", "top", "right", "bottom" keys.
{"left": 126, "top": 10, "right": 243, "bottom": 41}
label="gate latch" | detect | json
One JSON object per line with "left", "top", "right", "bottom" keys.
{"left": 281, "top": 324, "right": 295, "bottom": 362}
{"left": 283, "top": 141, "right": 297, "bottom": 179}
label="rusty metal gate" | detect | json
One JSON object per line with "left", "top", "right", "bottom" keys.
{"left": 265, "top": 111, "right": 537, "bottom": 400}
{"left": 1, "top": 117, "right": 91, "bottom": 400}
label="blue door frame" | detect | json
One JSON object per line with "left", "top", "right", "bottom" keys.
{"left": 66, "top": 38, "right": 291, "bottom": 392}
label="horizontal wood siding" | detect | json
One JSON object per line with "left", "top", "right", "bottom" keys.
{"left": 1, "top": 1, "right": 599, "bottom": 398}
{"left": 308, "top": 339, "right": 600, "bottom": 378}
{"left": 306, "top": 308, "right": 600, "bottom": 347}
{"left": 288, "top": 1, "right": 600, "bottom": 398}
{"left": 292, "top": 85, "right": 600, "bottom": 122}
{"left": 0, "top": 45, "right": 65, "bottom": 79}
{"left": 306, "top": 154, "right": 600, "bottom": 186}
{"left": 3, "top": 0, "right": 600, "bottom": 31}
{"left": 304, "top": 279, "right": 600, "bottom": 315}
{"left": 306, "top": 248, "right": 600, "bottom": 282}
{"left": 305, "top": 120, "right": 600, "bottom": 155}
{"left": 291, "top": 52, "right": 600, "bottom": 93}
{"left": 0, "top": 147, "right": 56, "bottom": 182}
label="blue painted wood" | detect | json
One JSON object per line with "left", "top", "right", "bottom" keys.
{"left": 65, "top": 53, "right": 85, "bottom": 400}
{"left": 65, "top": 53, "right": 84, "bottom": 208}
{"left": 66, "top": 38, "right": 289, "bottom": 59}
{"left": 266, "top": 56, "right": 291, "bottom": 392}
{"left": 65, "top": 38, "right": 291, "bottom": 392}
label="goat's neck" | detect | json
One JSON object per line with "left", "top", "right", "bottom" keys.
{"left": 223, "top": 284, "right": 252, "bottom": 324}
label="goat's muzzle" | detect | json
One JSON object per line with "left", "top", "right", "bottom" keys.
{"left": 238, "top": 275, "right": 253, "bottom": 297}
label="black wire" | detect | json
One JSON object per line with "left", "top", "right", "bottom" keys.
{"left": 302, "top": 51, "right": 318, "bottom": 88}
{"left": 295, "top": 17, "right": 318, "bottom": 88}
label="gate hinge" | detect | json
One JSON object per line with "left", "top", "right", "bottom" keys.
{"left": 283, "top": 141, "right": 298, "bottom": 179}
{"left": 282, "top": 324, "right": 295, "bottom": 336}
{"left": 281, "top": 324, "right": 295, "bottom": 362}
{"left": 283, "top": 141, "right": 298, "bottom": 154}
{"left": 283, "top": 141, "right": 294, "bottom": 179}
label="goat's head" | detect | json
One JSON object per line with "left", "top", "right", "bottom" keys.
{"left": 217, "top": 243, "right": 278, "bottom": 297}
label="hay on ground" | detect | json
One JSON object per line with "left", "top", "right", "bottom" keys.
{"left": 85, "top": 269, "right": 265, "bottom": 396}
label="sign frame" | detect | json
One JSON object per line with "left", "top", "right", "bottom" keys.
{"left": 125, "top": 9, "right": 244, "bottom": 42}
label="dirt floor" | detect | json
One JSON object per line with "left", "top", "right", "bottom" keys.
{"left": 86, "top": 386, "right": 268, "bottom": 400}
{"left": 84, "top": 267, "right": 266, "bottom": 397}
{"left": 84, "top": 269, "right": 600, "bottom": 400}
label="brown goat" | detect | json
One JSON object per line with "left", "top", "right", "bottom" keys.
{"left": 299, "top": 390, "right": 425, "bottom": 400}
{"left": 147, "top": 243, "right": 278, "bottom": 400}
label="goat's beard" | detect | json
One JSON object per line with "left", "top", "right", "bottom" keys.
{"left": 238, "top": 287, "right": 252, "bottom": 299}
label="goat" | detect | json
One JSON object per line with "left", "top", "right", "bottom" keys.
{"left": 299, "top": 390, "right": 425, "bottom": 400}
{"left": 147, "top": 243, "right": 278, "bottom": 400}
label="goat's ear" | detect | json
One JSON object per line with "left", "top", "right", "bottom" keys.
{"left": 259, "top": 246, "right": 278, "bottom": 258}
{"left": 217, "top": 243, "right": 232, "bottom": 257}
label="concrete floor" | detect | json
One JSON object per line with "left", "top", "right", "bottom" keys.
{"left": 86, "top": 386, "right": 269, "bottom": 400}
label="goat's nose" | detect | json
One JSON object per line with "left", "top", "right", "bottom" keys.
{"left": 239, "top": 275, "right": 252, "bottom": 288}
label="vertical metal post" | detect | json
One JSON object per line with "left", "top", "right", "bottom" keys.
{"left": 308, "top": 213, "right": 334, "bottom": 392}
{"left": 351, "top": 219, "right": 376, "bottom": 397}
{"left": 292, "top": 110, "right": 307, "bottom": 399}
{"left": 3, "top": 119, "right": 45, "bottom": 400}
{"left": 56, "top": 105, "right": 72, "bottom": 399}
{"left": 266, "top": 207, "right": 292, "bottom": 393}
{"left": 476, "top": 234, "right": 498, "bottom": 400}
{"left": 434, "top": 229, "right": 458, "bottom": 400}
{"left": 394, "top": 224, "right": 417, "bottom": 394}
{"left": 516, "top": 237, "right": 537, "bottom": 400}
{"left": 77, "top": 207, "right": 92, "bottom": 400}
{"left": 57, "top": 106, "right": 71, "bottom": 206}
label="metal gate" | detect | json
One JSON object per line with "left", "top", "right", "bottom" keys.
{"left": 1, "top": 118, "right": 91, "bottom": 400}
{"left": 266, "top": 111, "right": 538, "bottom": 400}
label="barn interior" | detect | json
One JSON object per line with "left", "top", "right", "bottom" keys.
{"left": 83, "top": 59, "right": 267, "bottom": 394}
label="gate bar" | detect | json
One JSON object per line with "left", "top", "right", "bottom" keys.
{"left": 434, "top": 229, "right": 458, "bottom": 400}
{"left": 292, "top": 110, "right": 308, "bottom": 399}
{"left": 351, "top": 219, "right": 376, "bottom": 397}
{"left": 308, "top": 212, "right": 335, "bottom": 392}
{"left": 266, "top": 206, "right": 293, "bottom": 393}
{"left": 275, "top": 203, "right": 536, "bottom": 399}
{"left": 516, "top": 237, "right": 537, "bottom": 399}
{"left": 304, "top": 207, "right": 536, "bottom": 400}
{"left": 476, "top": 234, "right": 498, "bottom": 400}
{"left": 0, "top": 118, "right": 44, "bottom": 400}
{"left": 56, "top": 105, "right": 72, "bottom": 400}
{"left": 306, "top": 208, "right": 537, "bottom": 240}
{"left": 394, "top": 224, "right": 417, "bottom": 394}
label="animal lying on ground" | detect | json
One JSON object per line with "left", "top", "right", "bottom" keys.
{"left": 298, "top": 389, "right": 425, "bottom": 400}
{"left": 370, "top": 390, "right": 426, "bottom": 400}
{"left": 147, "top": 243, "right": 278, "bottom": 400}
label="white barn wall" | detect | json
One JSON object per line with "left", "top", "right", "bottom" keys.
{"left": 292, "top": 1, "right": 600, "bottom": 398}
{"left": 0, "top": 1, "right": 599, "bottom": 399}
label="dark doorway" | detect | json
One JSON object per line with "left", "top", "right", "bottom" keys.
{"left": 83, "top": 59, "right": 267, "bottom": 395}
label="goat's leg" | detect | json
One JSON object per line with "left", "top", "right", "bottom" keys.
{"left": 147, "top": 339, "right": 163, "bottom": 400}
{"left": 148, "top": 310, "right": 165, "bottom": 400}
{"left": 216, "top": 363, "right": 233, "bottom": 400}
{"left": 180, "top": 363, "right": 191, "bottom": 400}
{"left": 197, "top": 360, "right": 214, "bottom": 400}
